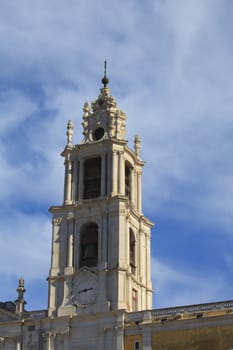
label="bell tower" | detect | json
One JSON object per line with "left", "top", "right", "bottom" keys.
{"left": 48, "top": 64, "right": 153, "bottom": 317}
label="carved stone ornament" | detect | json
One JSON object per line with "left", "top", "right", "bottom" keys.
{"left": 42, "top": 328, "right": 69, "bottom": 340}
{"left": 53, "top": 217, "right": 62, "bottom": 226}
{"left": 81, "top": 87, "right": 126, "bottom": 143}
{"left": 67, "top": 212, "right": 74, "bottom": 221}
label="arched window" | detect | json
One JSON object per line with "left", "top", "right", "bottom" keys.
{"left": 79, "top": 223, "right": 98, "bottom": 268}
{"left": 83, "top": 157, "right": 101, "bottom": 199}
{"left": 130, "top": 229, "right": 136, "bottom": 274}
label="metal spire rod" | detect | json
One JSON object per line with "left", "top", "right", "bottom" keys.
{"left": 102, "top": 60, "right": 109, "bottom": 87}
{"left": 104, "top": 60, "right": 107, "bottom": 76}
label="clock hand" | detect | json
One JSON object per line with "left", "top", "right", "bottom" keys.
{"left": 78, "top": 287, "right": 93, "bottom": 294}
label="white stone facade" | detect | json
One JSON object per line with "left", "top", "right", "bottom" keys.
{"left": 0, "top": 309, "right": 125, "bottom": 350}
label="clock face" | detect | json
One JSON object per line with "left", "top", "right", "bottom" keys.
{"left": 72, "top": 271, "right": 97, "bottom": 306}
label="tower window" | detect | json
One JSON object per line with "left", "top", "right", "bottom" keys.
{"left": 79, "top": 223, "right": 98, "bottom": 268}
{"left": 130, "top": 229, "right": 136, "bottom": 275}
{"left": 134, "top": 341, "right": 140, "bottom": 350}
{"left": 125, "top": 162, "right": 132, "bottom": 199}
{"left": 93, "top": 127, "right": 105, "bottom": 141}
{"left": 83, "top": 157, "right": 101, "bottom": 199}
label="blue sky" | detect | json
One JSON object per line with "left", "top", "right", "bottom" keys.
{"left": 0, "top": 0, "right": 233, "bottom": 311}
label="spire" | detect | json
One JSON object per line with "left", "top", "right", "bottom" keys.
{"left": 81, "top": 63, "right": 127, "bottom": 143}
{"left": 101, "top": 60, "right": 109, "bottom": 87}
{"left": 15, "top": 277, "right": 26, "bottom": 316}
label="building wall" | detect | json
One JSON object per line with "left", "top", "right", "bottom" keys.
{"left": 124, "top": 323, "right": 233, "bottom": 350}
{"left": 152, "top": 323, "right": 233, "bottom": 349}
{"left": 124, "top": 334, "right": 142, "bottom": 350}
{"left": 124, "top": 308, "right": 233, "bottom": 350}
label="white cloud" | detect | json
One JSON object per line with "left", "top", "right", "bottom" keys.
{"left": 0, "top": 211, "right": 50, "bottom": 277}
{"left": 0, "top": 89, "right": 37, "bottom": 133}
{"left": 0, "top": 210, "right": 51, "bottom": 306}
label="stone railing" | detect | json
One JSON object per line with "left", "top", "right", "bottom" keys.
{"left": 151, "top": 300, "right": 233, "bottom": 317}
{"left": 125, "top": 300, "right": 233, "bottom": 323}
{"left": 24, "top": 309, "right": 47, "bottom": 319}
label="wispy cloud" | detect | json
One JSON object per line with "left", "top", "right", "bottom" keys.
{"left": 152, "top": 257, "right": 232, "bottom": 308}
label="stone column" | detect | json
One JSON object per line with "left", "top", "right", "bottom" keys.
{"left": 58, "top": 215, "right": 75, "bottom": 313}
{"left": 131, "top": 169, "right": 138, "bottom": 209}
{"left": 44, "top": 332, "right": 56, "bottom": 350}
{"left": 112, "top": 151, "right": 118, "bottom": 195}
{"left": 72, "top": 159, "right": 78, "bottom": 202}
{"left": 137, "top": 170, "right": 142, "bottom": 212}
{"left": 64, "top": 155, "right": 73, "bottom": 205}
{"left": 139, "top": 230, "right": 144, "bottom": 284}
{"left": 16, "top": 338, "right": 21, "bottom": 350}
{"left": 142, "top": 327, "right": 152, "bottom": 350}
{"left": 119, "top": 152, "right": 125, "bottom": 195}
{"left": 58, "top": 274, "right": 76, "bottom": 315}
{"left": 0, "top": 337, "right": 4, "bottom": 348}
{"left": 106, "top": 154, "right": 111, "bottom": 195}
{"left": 101, "top": 154, "right": 106, "bottom": 196}
{"left": 63, "top": 160, "right": 67, "bottom": 204}
{"left": 63, "top": 333, "right": 70, "bottom": 350}
{"left": 100, "top": 214, "right": 107, "bottom": 264}
{"left": 131, "top": 169, "right": 136, "bottom": 206}
{"left": 57, "top": 329, "right": 69, "bottom": 350}
{"left": 125, "top": 219, "right": 129, "bottom": 266}
{"left": 78, "top": 159, "right": 84, "bottom": 201}
{"left": 115, "top": 325, "right": 124, "bottom": 350}
{"left": 115, "top": 314, "right": 124, "bottom": 350}
{"left": 67, "top": 215, "right": 74, "bottom": 269}
{"left": 68, "top": 233, "right": 73, "bottom": 269}
{"left": 48, "top": 280, "right": 56, "bottom": 315}
{"left": 48, "top": 217, "right": 62, "bottom": 315}
{"left": 51, "top": 217, "right": 62, "bottom": 269}
{"left": 98, "top": 328, "right": 106, "bottom": 350}
{"left": 61, "top": 277, "right": 72, "bottom": 307}
{"left": 146, "top": 231, "right": 152, "bottom": 309}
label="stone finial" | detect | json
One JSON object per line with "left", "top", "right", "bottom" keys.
{"left": 15, "top": 277, "right": 26, "bottom": 315}
{"left": 17, "top": 277, "right": 25, "bottom": 299}
{"left": 83, "top": 102, "right": 90, "bottom": 116}
{"left": 66, "top": 120, "right": 74, "bottom": 147}
{"left": 82, "top": 102, "right": 90, "bottom": 139}
{"left": 134, "top": 135, "right": 141, "bottom": 158}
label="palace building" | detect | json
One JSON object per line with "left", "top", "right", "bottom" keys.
{"left": 1, "top": 68, "right": 233, "bottom": 349}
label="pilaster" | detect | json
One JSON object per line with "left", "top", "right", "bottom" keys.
{"left": 101, "top": 154, "right": 106, "bottom": 196}
{"left": 112, "top": 150, "right": 118, "bottom": 195}
{"left": 115, "top": 314, "right": 124, "bottom": 350}
{"left": 78, "top": 159, "right": 84, "bottom": 201}
{"left": 137, "top": 170, "right": 142, "bottom": 212}
{"left": 64, "top": 154, "right": 73, "bottom": 205}
{"left": 119, "top": 151, "right": 125, "bottom": 195}
{"left": 142, "top": 326, "right": 152, "bottom": 350}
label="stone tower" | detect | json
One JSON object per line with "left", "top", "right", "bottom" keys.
{"left": 48, "top": 65, "right": 153, "bottom": 317}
